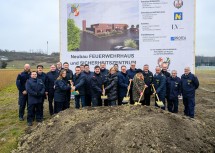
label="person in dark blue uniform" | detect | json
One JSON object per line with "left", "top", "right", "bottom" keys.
{"left": 91, "top": 66, "right": 103, "bottom": 107}
{"left": 100, "top": 63, "right": 109, "bottom": 106}
{"left": 153, "top": 66, "right": 166, "bottom": 110}
{"left": 16, "top": 64, "right": 31, "bottom": 121}
{"left": 118, "top": 65, "right": 130, "bottom": 105}
{"left": 166, "top": 70, "right": 181, "bottom": 113}
{"left": 83, "top": 64, "right": 93, "bottom": 106}
{"left": 126, "top": 63, "right": 137, "bottom": 104}
{"left": 36, "top": 65, "right": 47, "bottom": 118}
{"left": 161, "top": 62, "right": 171, "bottom": 109}
{"left": 181, "top": 67, "right": 199, "bottom": 118}
{"left": 63, "top": 62, "right": 73, "bottom": 109}
{"left": 142, "top": 64, "right": 153, "bottom": 106}
{"left": 54, "top": 70, "right": 71, "bottom": 113}
{"left": 26, "top": 71, "right": 45, "bottom": 126}
{"left": 72, "top": 66, "right": 86, "bottom": 109}
{"left": 46, "top": 64, "right": 59, "bottom": 115}
{"left": 161, "top": 62, "right": 171, "bottom": 78}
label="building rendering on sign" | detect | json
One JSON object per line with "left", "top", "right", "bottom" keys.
{"left": 82, "top": 20, "right": 128, "bottom": 35}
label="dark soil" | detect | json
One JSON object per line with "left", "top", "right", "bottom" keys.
{"left": 13, "top": 96, "right": 215, "bottom": 153}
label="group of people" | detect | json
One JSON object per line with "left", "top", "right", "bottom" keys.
{"left": 16, "top": 62, "right": 199, "bottom": 126}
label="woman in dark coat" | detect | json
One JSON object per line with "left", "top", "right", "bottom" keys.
{"left": 132, "top": 69, "right": 147, "bottom": 104}
{"left": 104, "top": 67, "right": 118, "bottom": 106}
{"left": 54, "top": 70, "right": 71, "bottom": 113}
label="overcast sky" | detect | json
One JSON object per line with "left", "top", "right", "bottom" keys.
{"left": 0, "top": 0, "right": 214, "bottom": 56}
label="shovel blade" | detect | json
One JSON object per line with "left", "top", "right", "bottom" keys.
{"left": 134, "top": 102, "right": 141, "bottom": 106}
{"left": 156, "top": 101, "right": 164, "bottom": 107}
{"left": 122, "top": 97, "right": 130, "bottom": 102}
{"left": 101, "top": 96, "right": 107, "bottom": 100}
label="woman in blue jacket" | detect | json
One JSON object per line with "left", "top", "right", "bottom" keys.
{"left": 26, "top": 71, "right": 45, "bottom": 126}
{"left": 54, "top": 70, "right": 71, "bottom": 113}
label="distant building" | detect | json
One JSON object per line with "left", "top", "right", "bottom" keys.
{"left": 82, "top": 20, "right": 86, "bottom": 31}
{"left": 83, "top": 20, "right": 128, "bottom": 35}
{"left": 0, "top": 56, "right": 8, "bottom": 61}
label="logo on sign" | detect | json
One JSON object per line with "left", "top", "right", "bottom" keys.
{"left": 171, "top": 36, "right": 186, "bottom": 41}
{"left": 172, "top": 24, "right": 178, "bottom": 30}
{"left": 174, "top": 12, "right": 183, "bottom": 20}
{"left": 69, "top": 4, "right": 80, "bottom": 17}
{"left": 174, "top": 0, "right": 183, "bottom": 9}
{"left": 172, "top": 24, "right": 184, "bottom": 30}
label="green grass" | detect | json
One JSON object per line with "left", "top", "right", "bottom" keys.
{"left": 0, "top": 85, "right": 25, "bottom": 153}
{"left": 0, "top": 84, "right": 51, "bottom": 153}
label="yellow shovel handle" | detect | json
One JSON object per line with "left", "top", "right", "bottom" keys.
{"left": 126, "top": 80, "right": 132, "bottom": 97}
{"left": 138, "top": 87, "right": 146, "bottom": 103}
{"left": 151, "top": 84, "right": 160, "bottom": 101}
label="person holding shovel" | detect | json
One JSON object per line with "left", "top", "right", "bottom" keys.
{"left": 132, "top": 69, "right": 148, "bottom": 104}
{"left": 91, "top": 66, "right": 103, "bottom": 107}
{"left": 127, "top": 63, "right": 137, "bottom": 104}
{"left": 118, "top": 65, "right": 130, "bottom": 105}
{"left": 100, "top": 63, "right": 109, "bottom": 106}
{"left": 54, "top": 70, "right": 71, "bottom": 113}
{"left": 142, "top": 64, "right": 153, "bottom": 106}
{"left": 72, "top": 66, "right": 86, "bottom": 109}
{"left": 104, "top": 67, "right": 118, "bottom": 106}
{"left": 153, "top": 66, "right": 166, "bottom": 110}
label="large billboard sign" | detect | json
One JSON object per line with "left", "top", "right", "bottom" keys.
{"left": 59, "top": 0, "right": 195, "bottom": 75}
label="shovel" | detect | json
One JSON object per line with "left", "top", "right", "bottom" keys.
{"left": 101, "top": 85, "right": 107, "bottom": 100}
{"left": 134, "top": 87, "right": 146, "bottom": 106}
{"left": 69, "top": 80, "right": 79, "bottom": 95}
{"left": 122, "top": 80, "right": 132, "bottom": 103}
{"left": 151, "top": 84, "right": 164, "bottom": 107}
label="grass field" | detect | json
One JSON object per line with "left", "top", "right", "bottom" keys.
{"left": 0, "top": 69, "right": 50, "bottom": 153}
{"left": 0, "top": 69, "right": 214, "bottom": 153}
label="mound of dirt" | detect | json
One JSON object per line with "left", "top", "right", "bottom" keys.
{"left": 13, "top": 106, "right": 214, "bottom": 153}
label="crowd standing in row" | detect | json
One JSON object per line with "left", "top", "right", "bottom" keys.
{"left": 16, "top": 62, "right": 199, "bottom": 126}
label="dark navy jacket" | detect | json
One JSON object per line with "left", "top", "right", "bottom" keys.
{"left": 91, "top": 73, "right": 103, "bottom": 98}
{"left": 56, "top": 68, "right": 63, "bottom": 74}
{"left": 46, "top": 71, "right": 59, "bottom": 94}
{"left": 25, "top": 78, "right": 45, "bottom": 104}
{"left": 118, "top": 72, "right": 129, "bottom": 98}
{"left": 16, "top": 71, "right": 31, "bottom": 92}
{"left": 126, "top": 68, "right": 137, "bottom": 79}
{"left": 105, "top": 73, "right": 118, "bottom": 101}
{"left": 54, "top": 79, "right": 71, "bottom": 102}
{"left": 83, "top": 71, "right": 93, "bottom": 94}
{"left": 73, "top": 73, "right": 86, "bottom": 95}
{"left": 65, "top": 69, "right": 73, "bottom": 84}
{"left": 37, "top": 72, "right": 47, "bottom": 91}
{"left": 153, "top": 73, "right": 166, "bottom": 97}
{"left": 181, "top": 73, "right": 199, "bottom": 98}
{"left": 161, "top": 70, "right": 170, "bottom": 78}
{"left": 142, "top": 70, "right": 153, "bottom": 94}
{"left": 100, "top": 68, "right": 109, "bottom": 86}
{"left": 166, "top": 76, "right": 181, "bottom": 100}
